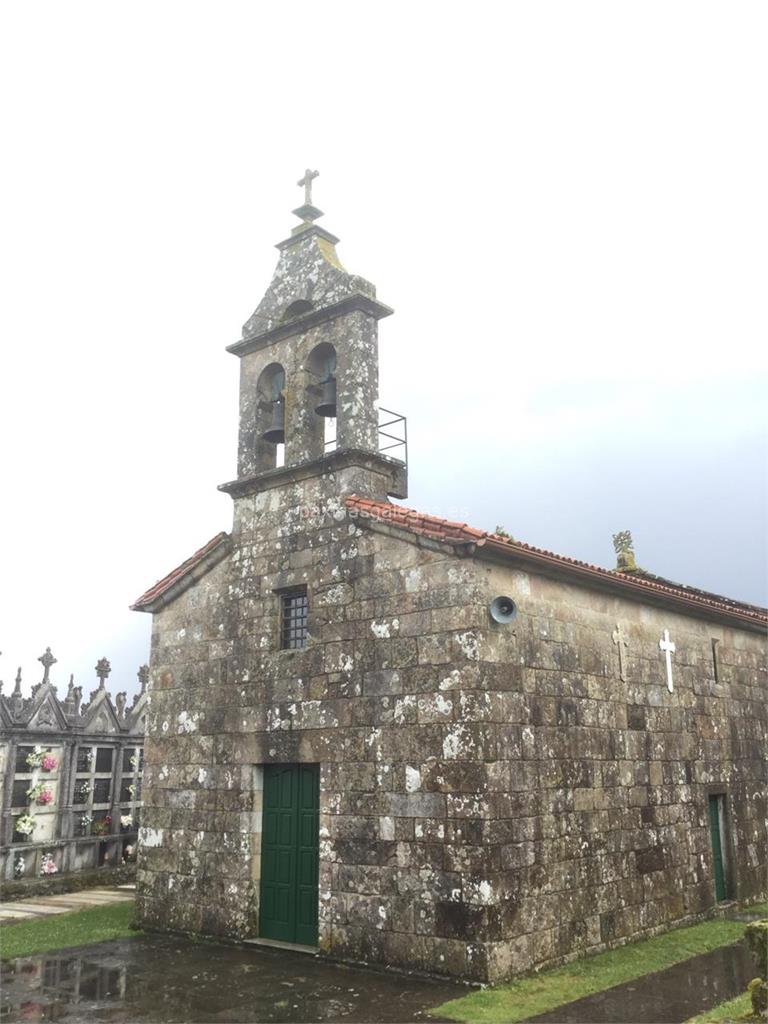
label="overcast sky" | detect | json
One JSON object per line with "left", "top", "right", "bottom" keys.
{"left": 1, "top": 2, "right": 765, "bottom": 701}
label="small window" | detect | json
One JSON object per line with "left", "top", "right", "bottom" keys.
{"left": 15, "top": 746, "right": 34, "bottom": 773}
{"left": 95, "top": 748, "right": 113, "bottom": 773}
{"left": 93, "top": 779, "right": 111, "bottom": 804}
{"left": 281, "top": 588, "right": 309, "bottom": 650}
{"left": 11, "top": 780, "right": 29, "bottom": 807}
{"left": 76, "top": 747, "right": 93, "bottom": 773}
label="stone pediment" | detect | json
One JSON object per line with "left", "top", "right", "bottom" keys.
{"left": 126, "top": 691, "right": 148, "bottom": 734}
{"left": 24, "top": 683, "right": 68, "bottom": 731}
{"left": 238, "top": 209, "right": 390, "bottom": 347}
{"left": 79, "top": 690, "right": 121, "bottom": 734}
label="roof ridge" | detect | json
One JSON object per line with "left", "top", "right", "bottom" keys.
{"left": 344, "top": 495, "right": 767, "bottom": 625}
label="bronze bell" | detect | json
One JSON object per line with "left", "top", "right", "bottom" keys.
{"left": 315, "top": 377, "right": 337, "bottom": 418}
{"left": 262, "top": 398, "right": 285, "bottom": 444}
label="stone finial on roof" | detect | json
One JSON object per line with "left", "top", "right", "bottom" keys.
{"left": 9, "top": 667, "right": 24, "bottom": 716}
{"left": 612, "top": 530, "right": 639, "bottom": 573}
{"left": 38, "top": 647, "right": 57, "bottom": 685}
{"left": 95, "top": 657, "right": 111, "bottom": 688}
{"left": 61, "top": 674, "right": 75, "bottom": 714}
{"left": 72, "top": 686, "right": 83, "bottom": 716}
{"left": 115, "top": 691, "right": 127, "bottom": 718}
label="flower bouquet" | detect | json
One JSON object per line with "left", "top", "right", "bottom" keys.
{"left": 75, "top": 782, "right": 91, "bottom": 802}
{"left": 40, "top": 853, "right": 58, "bottom": 875}
{"left": 92, "top": 815, "right": 112, "bottom": 836}
{"left": 13, "top": 854, "right": 25, "bottom": 879}
{"left": 15, "top": 813, "right": 36, "bottom": 836}
{"left": 120, "top": 814, "right": 135, "bottom": 831}
{"left": 78, "top": 814, "right": 93, "bottom": 835}
{"left": 41, "top": 754, "right": 58, "bottom": 772}
{"left": 26, "top": 783, "right": 54, "bottom": 806}
{"left": 25, "top": 747, "right": 44, "bottom": 769}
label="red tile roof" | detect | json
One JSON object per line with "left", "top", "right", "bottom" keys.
{"left": 131, "top": 532, "right": 230, "bottom": 612}
{"left": 346, "top": 496, "right": 768, "bottom": 629}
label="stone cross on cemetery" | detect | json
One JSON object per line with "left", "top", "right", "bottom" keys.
{"left": 297, "top": 168, "right": 319, "bottom": 206}
{"left": 612, "top": 623, "right": 629, "bottom": 681}
{"left": 95, "top": 657, "right": 111, "bottom": 689}
{"left": 659, "top": 629, "right": 676, "bottom": 692}
{"left": 138, "top": 664, "right": 149, "bottom": 694}
{"left": 38, "top": 647, "right": 57, "bottom": 684}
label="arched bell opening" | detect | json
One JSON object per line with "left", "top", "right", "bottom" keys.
{"left": 281, "top": 299, "right": 314, "bottom": 322}
{"left": 256, "top": 363, "right": 286, "bottom": 469}
{"left": 306, "top": 343, "right": 337, "bottom": 453}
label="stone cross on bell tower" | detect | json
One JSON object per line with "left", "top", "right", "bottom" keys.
{"left": 219, "top": 171, "right": 407, "bottom": 505}
{"left": 297, "top": 168, "right": 318, "bottom": 205}
{"left": 292, "top": 169, "right": 324, "bottom": 229}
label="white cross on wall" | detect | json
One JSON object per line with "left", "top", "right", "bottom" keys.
{"left": 612, "top": 623, "right": 628, "bottom": 682}
{"left": 659, "top": 629, "right": 676, "bottom": 692}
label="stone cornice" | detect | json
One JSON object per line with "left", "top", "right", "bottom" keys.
{"left": 218, "top": 448, "right": 405, "bottom": 499}
{"left": 226, "top": 294, "right": 394, "bottom": 359}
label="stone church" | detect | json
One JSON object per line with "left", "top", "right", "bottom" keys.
{"left": 132, "top": 174, "right": 767, "bottom": 982}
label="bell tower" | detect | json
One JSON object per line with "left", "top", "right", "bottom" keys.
{"left": 219, "top": 172, "right": 407, "bottom": 503}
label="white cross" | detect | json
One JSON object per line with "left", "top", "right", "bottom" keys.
{"left": 612, "top": 623, "right": 628, "bottom": 682}
{"left": 659, "top": 629, "right": 676, "bottom": 692}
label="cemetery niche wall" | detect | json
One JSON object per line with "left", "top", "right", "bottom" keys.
{"left": 0, "top": 649, "right": 147, "bottom": 882}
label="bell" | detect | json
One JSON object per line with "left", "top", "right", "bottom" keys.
{"left": 315, "top": 377, "right": 337, "bottom": 418}
{"left": 262, "top": 399, "right": 285, "bottom": 444}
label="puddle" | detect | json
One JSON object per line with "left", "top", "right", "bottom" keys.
{"left": 526, "top": 941, "right": 755, "bottom": 1023}
{"left": 0, "top": 934, "right": 463, "bottom": 1023}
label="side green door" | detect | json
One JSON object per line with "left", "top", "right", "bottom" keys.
{"left": 260, "top": 763, "right": 319, "bottom": 945}
{"left": 708, "top": 794, "right": 727, "bottom": 902}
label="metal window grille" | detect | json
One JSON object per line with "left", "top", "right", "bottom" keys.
{"left": 281, "top": 589, "right": 309, "bottom": 649}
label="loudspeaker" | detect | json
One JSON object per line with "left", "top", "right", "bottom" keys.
{"left": 489, "top": 595, "right": 517, "bottom": 624}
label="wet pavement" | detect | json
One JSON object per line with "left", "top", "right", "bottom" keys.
{"left": 0, "top": 934, "right": 464, "bottom": 1023}
{"left": 0, "top": 887, "right": 135, "bottom": 923}
{"left": 526, "top": 941, "right": 755, "bottom": 1024}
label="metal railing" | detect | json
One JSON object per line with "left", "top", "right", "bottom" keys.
{"left": 377, "top": 407, "right": 407, "bottom": 463}
{"left": 324, "top": 407, "right": 407, "bottom": 466}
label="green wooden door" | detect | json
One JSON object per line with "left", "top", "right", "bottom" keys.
{"left": 260, "top": 763, "right": 319, "bottom": 945}
{"left": 708, "top": 795, "right": 727, "bottom": 902}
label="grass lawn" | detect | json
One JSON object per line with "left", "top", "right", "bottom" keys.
{"left": 432, "top": 917, "right": 749, "bottom": 1024}
{"left": 0, "top": 901, "right": 137, "bottom": 961}
{"left": 684, "top": 990, "right": 756, "bottom": 1023}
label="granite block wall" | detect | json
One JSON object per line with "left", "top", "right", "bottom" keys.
{"left": 136, "top": 476, "right": 767, "bottom": 981}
